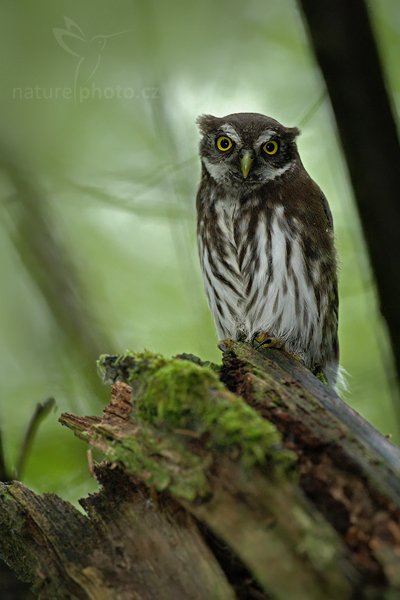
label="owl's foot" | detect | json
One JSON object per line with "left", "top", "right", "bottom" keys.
{"left": 312, "top": 365, "right": 328, "bottom": 385}
{"left": 251, "top": 331, "right": 305, "bottom": 364}
{"left": 251, "top": 331, "right": 284, "bottom": 351}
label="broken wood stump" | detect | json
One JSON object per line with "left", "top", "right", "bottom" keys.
{"left": 1, "top": 342, "right": 399, "bottom": 599}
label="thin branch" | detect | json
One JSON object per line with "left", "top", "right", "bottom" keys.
{"left": 14, "top": 398, "right": 56, "bottom": 480}
{"left": 0, "top": 427, "right": 9, "bottom": 481}
{"left": 297, "top": 90, "right": 327, "bottom": 128}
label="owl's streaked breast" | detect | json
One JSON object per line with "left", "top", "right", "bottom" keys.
{"left": 198, "top": 191, "right": 245, "bottom": 337}
{"left": 243, "top": 205, "right": 321, "bottom": 359}
{"left": 198, "top": 193, "right": 325, "bottom": 368}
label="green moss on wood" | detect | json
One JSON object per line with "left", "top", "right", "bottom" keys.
{"left": 99, "top": 424, "right": 211, "bottom": 501}
{"left": 97, "top": 351, "right": 294, "bottom": 472}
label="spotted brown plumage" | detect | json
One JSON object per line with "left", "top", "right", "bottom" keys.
{"left": 196, "top": 112, "right": 339, "bottom": 385}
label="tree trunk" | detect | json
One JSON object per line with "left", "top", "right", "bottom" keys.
{"left": 1, "top": 343, "right": 400, "bottom": 599}
{"left": 298, "top": 0, "right": 400, "bottom": 395}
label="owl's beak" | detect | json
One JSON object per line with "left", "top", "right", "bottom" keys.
{"left": 240, "top": 151, "right": 254, "bottom": 178}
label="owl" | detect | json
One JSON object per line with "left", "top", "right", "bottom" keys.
{"left": 196, "top": 112, "right": 339, "bottom": 385}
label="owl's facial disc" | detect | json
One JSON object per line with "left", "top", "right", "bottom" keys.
{"left": 198, "top": 113, "right": 300, "bottom": 189}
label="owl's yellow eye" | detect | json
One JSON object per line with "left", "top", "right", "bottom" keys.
{"left": 216, "top": 136, "right": 233, "bottom": 152}
{"left": 263, "top": 140, "right": 279, "bottom": 155}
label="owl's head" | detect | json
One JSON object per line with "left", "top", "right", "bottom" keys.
{"left": 197, "top": 112, "right": 300, "bottom": 189}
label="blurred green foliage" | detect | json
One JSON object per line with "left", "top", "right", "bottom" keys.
{"left": 0, "top": 0, "right": 399, "bottom": 502}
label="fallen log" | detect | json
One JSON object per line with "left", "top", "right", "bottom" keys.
{"left": 0, "top": 342, "right": 399, "bottom": 599}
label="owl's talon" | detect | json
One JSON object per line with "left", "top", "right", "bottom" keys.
{"left": 218, "top": 339, "right": 234, "bottom": 352}
{"left": 256, "top": 337, "right": 282, "bottom": 350}
{"left": 253, "top": 333, "right": 305, "bottom": 364}
{"left": 252, "top": 332, "right": 284, "bottom": 351}
{"left": 313, "top": 365, "right": 328, "bottom": 384}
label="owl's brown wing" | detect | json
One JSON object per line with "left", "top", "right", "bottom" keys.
{"left": 320, "top": 191, "right": 334, "bottom": 230}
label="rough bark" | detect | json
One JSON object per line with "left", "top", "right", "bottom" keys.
{"left": 0, "top": 344, "right": 399, "bottom": 599}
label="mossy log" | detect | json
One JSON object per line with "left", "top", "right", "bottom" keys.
{"left": 1, "top": 342, "right": 400, "bottom": 599}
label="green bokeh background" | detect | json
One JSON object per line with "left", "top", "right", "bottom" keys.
{"left": 0, "top": 0, "right": 399, "bottom": 502}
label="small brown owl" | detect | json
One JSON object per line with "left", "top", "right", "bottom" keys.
{"left": 196, "top": 112, "right": 339, "bottom": 385}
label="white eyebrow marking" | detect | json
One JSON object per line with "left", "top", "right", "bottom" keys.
{"left": 265, "top": 161, "right": 295, "bottom": 181}
{"left": 255, "top": 129, "right": 278, "bottom": 147}
{"left": 219, "top": 123, "right": 242, "bottom": 144}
